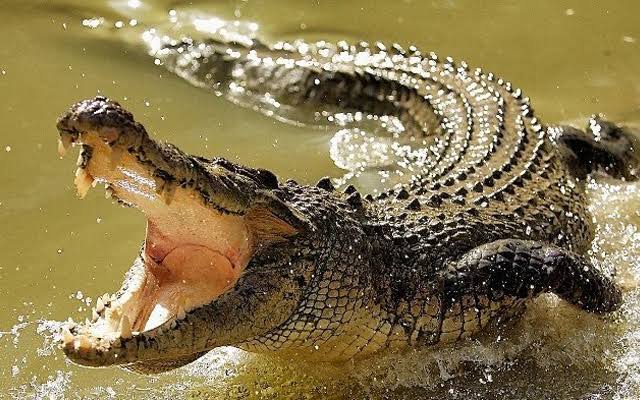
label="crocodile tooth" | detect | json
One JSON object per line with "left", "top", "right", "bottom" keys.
{"left": 74, "top": 168, "right": 93, "bottom": 199}
{"left": 161, "top": 183, "right": 176, "bottom": 205}
{"left": 75, "top": 151, "right": 85, "bottom": 167}
{"left": 170, "top": 320, "right": 177, "bottom": 329}
{"left": 153, "top": 176, "right": 166, "bottom": 195}
{"left": 57, "top": 140, "right": 65, "bottom": 157}
{"left": 96, "top": 297, "right": 105, "bottom": 313}
{"left": 78, "top": 335, "right": 91, "bottom": 350}
{"left": 177, "top": 304, "right": 186, "bottom": 320}
{"left": 61, "top": 326, "right": 74, "bottom": 345}
{"left": 57, "top": 136, "right": 72, "bottom": 157}
{"left": 92, "top": 309, "right": 99, "bottom": 322}
{"left": 109, "top": 146, "right": 124, "bottom": 170}
{"left": 106, "top": 307, "right": 121, "bottom": 331}
{"left": 105, "top": 184, "right": 114, "bottom": 199}
{"left": 120, "top": 315, "right": 132, "bottom": 339}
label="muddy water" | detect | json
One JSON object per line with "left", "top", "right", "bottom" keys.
{"left": 1, "top": 1, "right": 640, "bottom": 398}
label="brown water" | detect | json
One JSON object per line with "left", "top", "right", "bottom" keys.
{"left": 1, "top": 1, "right": 640, "bottom": 398}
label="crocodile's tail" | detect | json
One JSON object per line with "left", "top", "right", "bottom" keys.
{"left": 153, "top": 34, "right": 442, "bottom": 138}
{"left": 557, "top": 116, "right": 640, "bottom": 181}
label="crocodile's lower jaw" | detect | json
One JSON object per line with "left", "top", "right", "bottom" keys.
{"left": 61, "top": 130, "right": 252, "bottom": 364}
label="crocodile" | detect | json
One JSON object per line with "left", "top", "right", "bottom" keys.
{"left": 56, "top": 37, "right": 639, "bottom": 374}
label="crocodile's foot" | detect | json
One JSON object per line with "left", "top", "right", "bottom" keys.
{"left": 56, "top": 97, "right": 303, "bottom": 368}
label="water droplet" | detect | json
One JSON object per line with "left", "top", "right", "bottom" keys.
{"left": 82, "top": 18, "right": 104, "bottom": 29}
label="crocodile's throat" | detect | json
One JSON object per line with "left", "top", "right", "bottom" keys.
{"left": 140, "top": 224, "right": 239, "bottom": 331}
{"left": 61, "top": 130, "right": 253, "bottom": 353}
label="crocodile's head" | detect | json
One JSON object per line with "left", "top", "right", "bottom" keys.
{"left": 56, "top": 97, "right": 325, "bottom": 372}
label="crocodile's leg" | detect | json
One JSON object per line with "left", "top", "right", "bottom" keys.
{"left": 556, "top": 116, "right": 639, "bottom": 181}
{"left": 441, "top": 239, "right": 622, "bottom": 320}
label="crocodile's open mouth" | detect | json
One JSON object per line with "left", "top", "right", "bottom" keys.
{"left": 59, "top": 129, "right": 254, "bottom": 363}
{"left": 56, "top": 97, "right": 303, "bottom": 367}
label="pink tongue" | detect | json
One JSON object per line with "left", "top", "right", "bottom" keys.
{"left": 143, "top": 244, "right": 238, "bottom": 331}
{"left": 160, "top": 245, "right": 237, "bottom": 295}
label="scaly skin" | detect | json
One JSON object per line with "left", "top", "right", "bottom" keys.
{"left": 56, "top": 38, "right": 638, "bottom": 374}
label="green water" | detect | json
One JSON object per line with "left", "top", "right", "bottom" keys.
{"left": 1, "top": 1, "right": 639, "bottom": 398}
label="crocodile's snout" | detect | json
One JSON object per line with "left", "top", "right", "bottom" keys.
{"left": 57, "top": 96, "right": 307, "bottom": 369}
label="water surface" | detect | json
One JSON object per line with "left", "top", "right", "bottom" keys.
{"left": 1, "top": 1, "right": 639, "bottom": 398}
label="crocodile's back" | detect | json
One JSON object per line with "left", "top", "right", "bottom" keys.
{"left": 158, "top": 38, "right": 594, "bottom": 254}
